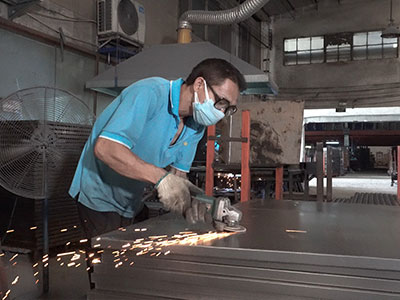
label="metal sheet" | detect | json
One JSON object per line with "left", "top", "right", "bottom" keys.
{"left": 89, "top": 200, "right": 400, "bottom": 300}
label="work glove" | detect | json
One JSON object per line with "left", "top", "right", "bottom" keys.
{"left": 155, "top": 172, "right": 203, "bottom": 215}
{"left": 185, "top": 198, "right": 213, "bottom": 225}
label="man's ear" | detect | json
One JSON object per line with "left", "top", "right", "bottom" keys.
{"left": 193, "top": 77, "right": 204, "bottom": 92}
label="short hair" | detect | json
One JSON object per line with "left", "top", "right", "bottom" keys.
{"left": 185, "top": 58, "right": 246, "bottom": 92}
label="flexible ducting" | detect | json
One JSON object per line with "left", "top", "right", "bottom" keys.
{"left": 179, "top": 0, "right": 271, "bottom": 28}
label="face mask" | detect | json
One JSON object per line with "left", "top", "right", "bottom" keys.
{"left": 192, "top": 80, "right": 225, "bottom": 126}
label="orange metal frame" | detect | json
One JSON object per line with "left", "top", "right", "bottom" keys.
{"left": 205, "top": 110, "right": 251, "bottom": 201}
{"left": 275, "top": 166, "right": 283, "bottom": 200}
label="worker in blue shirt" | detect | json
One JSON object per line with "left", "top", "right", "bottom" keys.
{"left": 69, "top": 58, "right": 246, "bottom": 238}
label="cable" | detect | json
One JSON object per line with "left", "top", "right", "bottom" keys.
{"left": 36, "top": 3, "right": 96, "bottom": 23}
{"left": 26, "top": 13, "right": 97, "bottom": 47}
{"left": 1, "top": 197, "right": 18, "bottom": 245}
{"left": 30, "top": 11, "right": 96, "bottom": 24}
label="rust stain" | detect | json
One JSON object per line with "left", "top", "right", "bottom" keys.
{"left": 250, "top": 121, "right": 283, "bottom": 165}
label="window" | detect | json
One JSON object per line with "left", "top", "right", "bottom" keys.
{"left": 284, "top": 36, "right": 324, "bottom": 65}
{"left": 284, "top": 30, "right": 398, "bottom": 66}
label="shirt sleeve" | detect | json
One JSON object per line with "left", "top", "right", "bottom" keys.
{"left": 171, "top": 118, "right": 205, "bottom": 172}
{"left": 99, "top": 86, "right": 159, "bottom": 149}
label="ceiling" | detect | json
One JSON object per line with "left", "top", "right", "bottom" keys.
{"left": 255, "top": 0, "right": 320, "bottom": 21}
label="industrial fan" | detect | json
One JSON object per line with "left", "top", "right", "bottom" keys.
{"left": 0, "top": 87, "right": 95, "bottom": 293}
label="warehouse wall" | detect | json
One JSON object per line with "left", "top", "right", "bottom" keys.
{"left": 0, "top": 0, "right": 180, "bottom": 116}
{"left": 271, "top": 0, "right": 400, "bottom": 107}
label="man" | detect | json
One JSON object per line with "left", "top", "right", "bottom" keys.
{"left": 69, "top": 58, "right": 246, "bottom": 238}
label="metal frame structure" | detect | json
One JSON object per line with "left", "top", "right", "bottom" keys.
{"left": 205, "top": 110, "right": 251, "bottom": 201}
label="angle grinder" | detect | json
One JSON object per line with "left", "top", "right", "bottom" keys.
{"left": 192, "top": 194, "right": 246, "bottom": 233}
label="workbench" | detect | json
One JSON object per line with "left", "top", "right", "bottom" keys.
{"left": 88, "top": 200, "right": 400, "bottom": 300}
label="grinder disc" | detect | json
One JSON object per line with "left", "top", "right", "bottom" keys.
{"left": 224, "top": 225, "right": 247, "bottom": 233}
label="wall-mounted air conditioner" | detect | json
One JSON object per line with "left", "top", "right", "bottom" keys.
{"left": 97, "top": 0, "right": 145, "bottom": 45}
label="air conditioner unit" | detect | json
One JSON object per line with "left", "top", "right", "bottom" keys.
{"left": 97, "top": 0, "right": 145, "bottom": 45}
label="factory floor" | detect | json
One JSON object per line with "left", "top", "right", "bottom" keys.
{"left": 308, "top": 170, "right": 396, "bottom": 199}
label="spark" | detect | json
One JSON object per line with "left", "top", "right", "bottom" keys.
{"left": 114, "top": 262, "right": 122, "bottom": 268}
{"left": 6, "top": 230, "right": 14, "bottom": 234}
{"left": 164, "top": 250, "right": 171, "bottom": 255}
{"left": 79, "top": 239, "right": 88, "bottom": 243}
{"left": 66, "top": 242, "right": 71, "bottom": 246}
{"left": 93, "top": 244, "right": 101, "bottom": 248}
{"left": 140, "top": 228, "right": 147, "bottom": 232}
{"left": 286, "top": 229, "right": 307, "bottom": 233}
{"left": 33, "top": 263, "right": 39, "bottom": 268}
{"left": 79, "top": 250, "right": 86, "bottom": 254}
{"left": 96, "top": 237, "right": 101, "bottom": 241}
{"left": 92, "top": 258, "right": 101, "bottom": 264}
{"left": 34, "top": 272, "right": 39, "bottom": 277}
{"left": 86, "top": 267, "right": 90, "bottom": 271}
{"left": 67, "top": 262, "right": 75, "bottom": 267}
{"left": 71, "top": 254, "right": 81, "bottom": 261}
{"left": 57, "top": 251, "right": 75, "bottom": 257}
{"left": 134, "top": 229, "right": 140, "bottom": 232}
{"left": 0, "top": 253, "right": 4, "bottom": 257}
{"left": 35, "top": 279, "right": 39, "bottom": 285}
{"left": 56, "top": 258, "right": 61, "bottom": 262}
{"left": 73, "top": 225, "right": 77, "bottom": 229}
{"left": 60, "top": 262, "right": 64, "bottom": 266}
{"left": 44, "top": 263, "right": 48, "bottom": 268}
{"left": 12, "top": 262, "right": 17, "bottom": 266}
{"left": 122, "top": 243, "right": 131, "bottom": 248}
{"left": 60, "top": 228, "right": 68, "bottom": 232}
{"left": 130, "top": 262, "right": 134, "bottom": 266}
{"left": 75, "top": 263, "right": 81, "bottom": 268}
{"left": 9, "top": 254, "right": 18, "bottom": 261}
{"left": 30, "top": 226, "right": 37, "bottom": 230}
{"left": 88, "top": 253, "right": 95, "bottom": 258}
{"left": 118, "top": 227, "right": 126, "bottom": 232}
{"left": 11, "top": 276, "right": 19, "bottom": 285}
{"left": 2, "top": 289, "right": 10, "bottom": 300}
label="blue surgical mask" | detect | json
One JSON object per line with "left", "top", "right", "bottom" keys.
{"left": 192, "top": 80, "right": 225, "bottom": 126}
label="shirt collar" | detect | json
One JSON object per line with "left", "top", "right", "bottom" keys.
{"left": 169, "top": 78, "right": 184, "bottom": 118}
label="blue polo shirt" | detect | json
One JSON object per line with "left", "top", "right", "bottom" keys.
{"left": 69, "top": 77, "right": 205, "bottom": 218}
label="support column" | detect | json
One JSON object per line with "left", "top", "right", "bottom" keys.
{"left": 275, "top": 166, "right": 284, "bottom": 200}
{"left": 316, "top": 142, "right": 324, "bottom": 202}
{"left": 326, "top": 146, "right": 333, "bottom": 202}
{"left": 241, "top": 110, "right": 251, "bottom": 202}
{"left": 397, "top": 146, "right": 400, "bottom": 201}
{"left": 205, "top": 125, "right": 215, "bottom": 196}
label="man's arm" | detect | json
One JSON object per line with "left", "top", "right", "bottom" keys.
{"left": 94, "top": 137, "right": 166, "bottom": 184}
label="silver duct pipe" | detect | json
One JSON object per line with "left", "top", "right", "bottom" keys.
{"left": 179, "top": 0, "right": 271, "bottom": 29}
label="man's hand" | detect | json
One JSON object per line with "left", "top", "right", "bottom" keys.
{"left": 185, "top": 198, "right": 212, "bottom": 225}
{"left": 156, "top": 173, "right": 202, "bottom": 214}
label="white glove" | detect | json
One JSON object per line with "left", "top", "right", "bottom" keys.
{"left": 155, "top": 173, "right": 203, "bottom": 214}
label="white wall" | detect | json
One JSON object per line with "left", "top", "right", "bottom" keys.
{"left": 271, "top": 0, "right": 400, "bottom": 108}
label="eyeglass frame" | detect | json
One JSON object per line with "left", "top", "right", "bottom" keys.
{"left": 207, "top": 85, "right": 238, "bottom": 117}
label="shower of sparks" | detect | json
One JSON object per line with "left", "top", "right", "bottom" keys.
{"left": 11, "top": 276, "right": 19, "bottom": 285}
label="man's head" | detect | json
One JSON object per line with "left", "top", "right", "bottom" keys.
{"left": 185, "top": 58, "right": 246, "bottom": 126}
